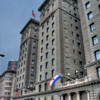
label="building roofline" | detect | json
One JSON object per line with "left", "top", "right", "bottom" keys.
{"left": 38, "top": 0, "right": 50, "bottom": 11}
{"left": 0, "top": 70, "right": 16, "bottom": 78}
{"left": 20, "top": 18, "right": 40, "bottom": 34}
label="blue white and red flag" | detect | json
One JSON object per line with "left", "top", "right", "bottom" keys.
{"left": 48, "top": 74, "right": 61, "bottom": 86}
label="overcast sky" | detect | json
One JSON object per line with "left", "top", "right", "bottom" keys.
{"left": 0, "top": 0, "right": 44, "bottom": 75}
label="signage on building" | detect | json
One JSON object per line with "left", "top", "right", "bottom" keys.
{"left": 7, "top": 61, "right": 18, "bottom": 71}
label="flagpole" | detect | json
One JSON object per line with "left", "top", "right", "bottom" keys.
{"left": 55, "top": 72, "right": 75, "bottom": 81}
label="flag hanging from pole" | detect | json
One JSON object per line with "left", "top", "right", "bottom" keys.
{"left": 32, "top": 10, "right": 36, "bottom": 18}
{"left": 48, "top": 74, "right": 61, "bottom": 87}
{"left": 15, "top": 88, "right": 22, "bottom": 98}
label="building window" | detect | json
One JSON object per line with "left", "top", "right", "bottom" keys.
{"left": 46, "top": 43, "right": 49, "bottom": 49}
{"left": 29, "top": 82, "right": 33, "bottom": 87}
{"left": 90, "top": 23, "right": 95, "bottom": 32}
{"left": 78, "top": 51, "right": 81, "bottom": 57}
{"left": 45, "top": 83, "right": 48, "bottom": 91}
{"left": 88, "top": 12, "right": 93, "bottom": 20}
{"left": 45, "top": 62, "right": 48, "bottom": 69}
{"left": 52, "top": 48, "right": 55, "bottom": 55}
{"left": 46, "top": 35, "right": 49, "bottom": 41}
{"left": 97, "top": 67, "right": 100, "bottom": 79}
{"left": 52, "top": 69, "right": 55, "bottom": 77}
{"left": 30, "top": 74, "right": 34, "bottom": 80}
{"left": 41, "top": 39, "right": 44, "bottom": 45}
{"left": 45, "top": 72, "right": 48, "bottom": 79}
{"left": 52, "top": 39, "right": 55, "bottom": 45}
{"left": 52, "top": 30, "right": 55, "bottom": 36}
{"left": 39, "top": 85, "right": 41, "bottom": 92}
{"left": 42, "top": 32, "right": 44, "bottom": 37}
{"left": 52, "top": 15, "right": 54, "bottom": 20}
{"left": 47, "top": 9, "right": 49, "bottom": 13}
{"left": 76, "top": 34, "right": 79, "bottom": 39}
{"left": 92, "top": 36, "right": 99, "bottom": 45}
{"left": 52, "top": 58, "right": 55, "bottom": 66}
{"left": 40, "top": 75, "right": 42, "bottom": 81}
{"left": 85, "top": 2, "right": 90, "bottom": 9}
{"left": 40, "top": 56, "right": 43, "bottom": 62}
{"left": 42, "top": 24, "right": 44, "bottom": 29}
{"left": 98, "top": 4, "right": 100, "bottom": 10}
{"left": 77, "top": 42, "right": 80, "bottom": 49}
{"left": 32, "top": 53, "right": 35, "bottom": 58}
{"left": 47, "top": 27, "right": 49, "bottom": 32}
{"left": 47, "top": 20, "right": 49, "bottom": 25}
{"left": 32, "top": 47, "right": 36, "bottom": 51}
{"left": 31, "top": 67, "right": 34, "bottom": 72}
{"left": 79, "top": 61, "right": 82, "bottom": 68}
{"left": 33, "top": 41, "right": 36, "bottom": 45}
{"left": 95, "top": 50, "right": 100, "bottom": 60}
{"left": 46, "top": 52, "right": 49, "bottom": 59}
{"left": 32, "top": 60, "right": 35, "bottom": 64}
{"left": 52, "top": 22, "right": 55, "bottom": 28}
{"left": 41, "top": 47, "right": 43, "bottom": 53}
{"left": 40, "top": 65, "right": 42, "bottom": 71}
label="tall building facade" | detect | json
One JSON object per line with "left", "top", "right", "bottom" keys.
{"left": 78, "top": 0, "right": 100, "bottom": 79}
{"left": 36, "top": 0, "right": 85, "bottom": 91}
{"left": 16, "top": 19, "right": 39, "bottom": 90}
{"left": 13, "top": 0, "right": 100, "bottom": 100}
{"left": 0, "top": 71, "right": 16, "bottom": 100}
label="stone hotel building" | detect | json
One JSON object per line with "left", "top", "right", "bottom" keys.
{"left": 14, "top": 0, "right": 100, "bottom": 100}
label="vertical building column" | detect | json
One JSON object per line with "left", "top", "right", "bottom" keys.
{"left": 61, "top": 95, "right": 63, "bottom": 100}
{"left": 68, "top": 93, "right": 71, "bottom": 100}
{"left": 87, "top": 91, "right": 90, "bottom": 100}
{"left": 76, "top": 92, "right": 80, "bottom": 100}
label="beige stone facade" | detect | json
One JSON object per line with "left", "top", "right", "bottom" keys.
{"left": 36, "top": 0, "right": 85, "bottom": 92}
{"left": 78, "top": 0, "right": 100, "bottom": 65}
{"left": 0, "top": 71, "right": 16, "bottom": 100}
{"left": 16, "top": 19, "right": 39, "bottom": 90}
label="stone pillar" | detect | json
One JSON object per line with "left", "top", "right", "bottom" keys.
{"left": 61, "top": 95, "right": 63, "bottom": 100}
{"left": 76, "top": 92, "right": 80, "bottom": 100}
{"left": 87, "top": 91, "right": 90, "bottom": 100}
{"left": 68, "top": 93, "right": 71, "bottom": 100}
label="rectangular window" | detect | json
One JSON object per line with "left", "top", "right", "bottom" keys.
{"left": 45, "top": 72, "right": 48, "bottom": 79}
{"left": 92, "top": 36, "right": 99, "bottom": 45}
{"left": 52, "top": 22, "right": 55, "bottom": 28}
{"left": 88, "top": 12, "right": 93, "bottom": 20}
{"left": 40, "top": 65, "right": 42, "bottom": 71}
{"left": 85, "top": 2, "right": 90, "bottom": 9}
{"left": 46, "top": 52, "right": 48, "bottom": 58}
{"left": 52, "top": 48, "right": 55, "bottom": 55}
{"left": 46, "top": 43, "right": 49, "bottom": 49}
{"left": 98, "top": 4, "right": 100, "bottom": 10}
{"left": 47, "top": 27, "right": 49, "bottom": 32}
{"left": 52, "top": 58, "right": 55, "bottom": 66}
{"left": 52, "top": 69, "right": 55, "bottom": 77}
{"left": 40, "top": 75, "right": 42, "bottom": 81}
{"left": 52, "top": 30, "right": 55, "bottom": 36}
{"left": 95, "top": 50, "right": 100, "bottom": 60}
{"left": 32, "top": 60, "right": 35, "bottom": 64}
{"left": 97, "top": 67, "right": 100, "bottom": 79}
{"left": 90, "top": 23, "right": 95, "bottom": 31}
{"left": 45, "top": 62, "right": 48, "bottom": 69}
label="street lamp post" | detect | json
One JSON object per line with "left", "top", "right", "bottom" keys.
{"left": 0, "top": 54, "right": 5, "bottom": 57}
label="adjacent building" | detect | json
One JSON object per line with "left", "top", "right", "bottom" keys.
{"left": 78, "top": 0, "right": 100, "bottom": 79}
{"left": 0, "top": 70, "right": 16, "bottom": 100}
{"left": 16, "top": 19, "right": 39, "bottom": 92}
